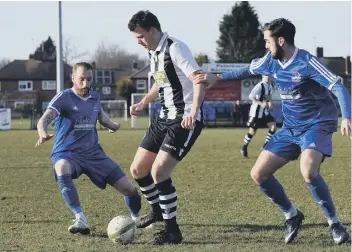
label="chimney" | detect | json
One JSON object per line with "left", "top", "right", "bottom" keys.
{"left": 316, "top": 47, "right": 324, "bottom": 58}
{"left": 345, "top": 56, "right": 351, "bottom": 75}
{"left": 132, "top": 60, "right": 138, "bottom": 73}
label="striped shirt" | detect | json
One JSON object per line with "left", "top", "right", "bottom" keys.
{"left": 248, "top": 81, "right": 273, "bottom": 118}
{"left": 149, "top": 32, "right": 202, "bottom": 121}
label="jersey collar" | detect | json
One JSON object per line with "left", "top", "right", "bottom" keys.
{"left": 149, "top": 32, "right": 169, "bottom": 55}
{"left": 278, "top": 47, "right": 298, "bottom": 69}
{"left": 71, "top": 88, "right": 92, "bottom": 101}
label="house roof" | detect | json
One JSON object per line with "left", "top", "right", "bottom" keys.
{"left": 130, "top": 64, "right": 150, "bottom": 79}
{"left": 0, "top": 60, "right": 72, "bottom": 80}
{"left": 318, "top": 57, "right": 349, "bottom": 75}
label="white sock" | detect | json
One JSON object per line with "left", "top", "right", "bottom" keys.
{"left": 328, "top": 216, "right": 340, "bottom": 226}
{"left": 75, "top": 212, "right": 87, "bottom": 222}
{"left": 284, "top": 206, "right": 297, "bottom": 220}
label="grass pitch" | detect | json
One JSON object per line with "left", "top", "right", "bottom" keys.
{"left": 0, "top": 126, "right": 350, "bottom": 252}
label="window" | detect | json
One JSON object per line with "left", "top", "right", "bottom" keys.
{"left": 136, "top": 79, "right": 147, "bottom": 90}
{"left": 18, "top": 81, "right": 33, "bottom": 91}
{"left": 42, "top": 80, "right": 56, "bottom": 90}
{"left": 14, "top": 101, "right": 25, "bottom": 109}
{"left": 102, "top": 86, "right": 111, "bottom": 95}
{"left": 42, "top": 102, "right": 50, "bottom": 111}
{"left": 95, "top": 70, "right": 112, "bottom": 84}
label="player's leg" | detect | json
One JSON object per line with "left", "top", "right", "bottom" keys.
{"left": 241, "top": 123, "right": 256, "bottom": 158}
{"left": 54, "top": 158, "right": 89, "bottom": 235}
{"left": 107, "top": 163, "right": 142, "bottom": 220}
{"left": 130, "top": 119, "right": 165, "bottom": 228}
{"left": 149, "top": 120, "right": 203, "bottom": 245}
{"left": 300, "top": 131, "right": 349, "bottom": 244}
{"left": 117, "top": 180, "right": 142, "bottom": 221}
{"left": 80, "top": 153, "right": 142, "bottom": 221}
{"left": 151, "top": 151, "right": 182, "bottom": 245}
{"left": 263, "top": 120, "right": 277, "bottom": 149}
{"left": 252, "top": 129, "right": 304, "bottom": 243}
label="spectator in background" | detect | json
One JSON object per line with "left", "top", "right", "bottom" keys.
{"left": 233, "top": 100, "right": 242, "bottom": 125}
{"left": 242, "top": 101, "right": 251, "bottom": 126}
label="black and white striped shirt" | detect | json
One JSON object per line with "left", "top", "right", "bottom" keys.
{"left": 149, "top": 32, "right": 202, "bottom": 121}
{"left": 248, "top": 81, "right": 273, "bottom": 118}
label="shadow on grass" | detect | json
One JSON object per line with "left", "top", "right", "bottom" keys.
{"left": 1, "top": 219, "right": 67, "bottom": 224}
{"left": 181, "top": 222, "right": 351, "bottom": 232}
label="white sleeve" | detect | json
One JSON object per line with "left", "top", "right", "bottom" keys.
{"left": 169, "top": 41, "right": 201, "bottom": 77}
{"left": 248, "top": 83, "right": 262, "bottom": 100}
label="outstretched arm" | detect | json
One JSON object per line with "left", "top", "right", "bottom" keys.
{"left": 221, "top": 66, "right": 253, "bottom": 80}
{"left": 194, "top": 53, "right": 272, "bottom": 88}
{"left": 35, "top": 108, "right": 57, "bottom": 147}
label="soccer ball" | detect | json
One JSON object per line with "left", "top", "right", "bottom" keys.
{"left": 107, "top": 216, "right": 136, "bottom": 244}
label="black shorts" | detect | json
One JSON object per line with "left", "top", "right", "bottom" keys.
{"left": 140, "top": 117, "right": 203, "bottom": 161}
{"left": 247, "top": 113, "right": 275, "bottom": 129}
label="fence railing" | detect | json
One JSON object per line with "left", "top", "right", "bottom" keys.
{"left": 7, "top": 108, "right": 285, "bottom": 130}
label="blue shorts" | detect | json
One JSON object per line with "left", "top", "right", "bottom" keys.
{"left": 264, "top": 128, "right": 333, "bottom": 161}
{"left": 51, "top": 152, "right": 125, "bottom": 189}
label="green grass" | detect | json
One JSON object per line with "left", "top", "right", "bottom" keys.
{"left": 0, "top": 128, "right": 350, "bottom": 252}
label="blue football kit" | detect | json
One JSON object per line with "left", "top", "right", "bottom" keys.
{"left": 222, "top": 48, "right": 351, "bottom": 160}
{"left": 48, "top": 88, "right": 124, "bottom": 188}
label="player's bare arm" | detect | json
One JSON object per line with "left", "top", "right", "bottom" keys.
{"left": 192, "top": 72, "right": 221, "bottom": 89}
{"left": 181, "top": 71, "right": 206, "bottom": 129}
{"left": 35, "top": 108, "right": 56, "bottom": 147}
{"left": 130, "top": 83, "right": 159, "bottom": 117}
{"left": 98, "top": 109, "right": 120, "bottom": 132}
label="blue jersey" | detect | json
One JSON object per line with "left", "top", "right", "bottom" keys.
{"left": 249, "top": 48, "right": 340, "bottom": 131}
{"left": 48, "top": 88, "right": 103, "bottom": 157}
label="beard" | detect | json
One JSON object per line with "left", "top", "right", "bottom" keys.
{"left": 76, "top": 87, "right": 91, "bottom": 97}
{"left": 271, "top": 42, "right": 284, "bottom": 61}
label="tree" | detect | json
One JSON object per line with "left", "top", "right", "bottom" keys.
{"left": 0, "top": 58, "right": 11, "bottom": 69}
{"left": 195, "top": 53, "right": 210, "bottom": 66}
{"left": 29, "top": 36, "right": 56, "bottom": 61}
{"left": 63, "top": 36, "right": 89, "bottom": 64}
{"left": 91, "top": 42, "right": 147, "bottom": 73}
{"left": 116, "top": 76, "right": 136, "bottom": 108}
{"left": 216, "top": 1, "right": 266, "bottom": 63}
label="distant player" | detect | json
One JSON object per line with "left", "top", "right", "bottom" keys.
{"left": 35, "top": 62, "right": 141, "bottom": 235}
{"left": 196, "top": 18, "right": 351, "bottom": 244}
{"left": 128, "top": 10, "right": 205, "bottom": 245}
{"left": 241, "top": 75, "right": 277, "bottom": 158}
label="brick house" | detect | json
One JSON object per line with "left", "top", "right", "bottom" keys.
{"left": 0, "top": 59, "right": 72, "bottom": 114}
{"left": 129, "top": 64, "right": 151, "bottom": 93}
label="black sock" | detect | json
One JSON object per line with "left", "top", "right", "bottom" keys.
{"left": 155, "top": 178, "right": 178, "bottom": 231}
{"left": 135, "top": 173, "right": 161, "bottom": 213}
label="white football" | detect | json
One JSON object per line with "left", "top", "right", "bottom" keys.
{"left": 107, "top": 216, "right": 136, "bottom": 244}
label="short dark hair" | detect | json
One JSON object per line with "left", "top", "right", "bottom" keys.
{"left": 128, "top": 10, "right": 161, "bottom": 32}
{"left": 72, "top": 62, "right": 93, "bottom": 74}
{"left": 263, "top": 18, "right": 296, "bottom": 45}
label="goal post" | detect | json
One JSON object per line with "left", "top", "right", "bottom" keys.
{"left": 100, "top": 100, "right": 128, "bottom": 122}
{"left": 131, "top": 93, "right": 150, "bottom": 129}
{"left": 130, "top": 72, "right": 161, "bottom": 129}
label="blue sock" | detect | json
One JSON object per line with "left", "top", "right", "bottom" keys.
{"left": 307, "top": 174, "right": 336, "bottom": 219}
{"left": 124, "top": 191, "right": 141, "bottom": 218}
{"left": 259, "top": 176, "right": 292, "bottom": 212}
{"left": 57, "top": 174, "right": 82, "bottom": 215}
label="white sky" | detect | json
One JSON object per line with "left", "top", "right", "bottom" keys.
{"left": 0, "top": 1, "right": 350, "bottom": 62}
